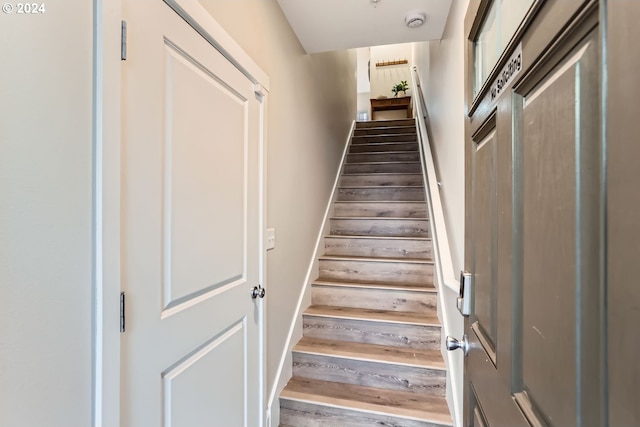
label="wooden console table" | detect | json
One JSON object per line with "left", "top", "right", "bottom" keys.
{"left": 370, "top": 96, "right": 412, "bottom": 120}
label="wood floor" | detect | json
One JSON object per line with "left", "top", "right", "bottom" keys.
{"left": 279, "top": 119, "right": 452, "bottom": 427}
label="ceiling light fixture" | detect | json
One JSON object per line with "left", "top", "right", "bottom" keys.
{"left": 370, "top": 0, "right": 382, "bottom": 7}
{"left": 405, "top": 12, "right": 426, "bottom": 28}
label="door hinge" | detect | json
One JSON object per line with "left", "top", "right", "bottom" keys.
{"left": 121, "top": 20, "right": 127, "bottom": 61}
{"left": 120, "top": 291, "right": 126, "bottom": 333}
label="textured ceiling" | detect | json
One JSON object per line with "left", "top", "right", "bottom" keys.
{"left": 276, "top": 0, "right": 453, "bottom": 53}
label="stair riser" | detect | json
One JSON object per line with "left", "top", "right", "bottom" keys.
{"left": 292, "top": 353, "right": 446, "bottom": 396}
{"left": 331, "top": 218, "right": 430, "bottom": 238}
{"left": 347, "top": 152, "right": 420, "bottom": 163}
{"left": 302, "top": 316, "right": 441, "bottom": 350}
{"left": 352, "top": 134, "right": 417, "bottom": 144}
{"left": 341, "top": 174, "right": 423, "bottom": 187}
{"left": 334, "top": 202, "right": 427, "bottom": 218}
{"left": 356, "top": 119, "right": 414, "bottom": 129}
{"left": 349, "top": 142, "right": 418, "bottom": 153}
{"left": 312, "top": 285, "right": 437, "bottom": 312}
{"left": 319, "top": 259, "right": 433, "bottom": 286}
{"left": 354, "top": 127, "right": 416, "bottom": 136}
{"left": 280, "top": 400, "right": 446, "bottom": 427}
{"left": 344, "top": 162, "right": 421, "bottom": 174}
{"left": 324, "top": 236, "right": 432, "bottom": 259}
{"left": 337, "top": 187, "right": 425, "bottom": 202}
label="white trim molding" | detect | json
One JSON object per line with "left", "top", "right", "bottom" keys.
{"left": 92, "top": 1, "right": 122, "bottom": 425}
{"left": 163, "top": 0, "right": 270, "bottom": 91}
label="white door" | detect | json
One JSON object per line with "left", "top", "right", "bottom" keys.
{"left": 121, "top": 1, "right": 264, "bottom": 426}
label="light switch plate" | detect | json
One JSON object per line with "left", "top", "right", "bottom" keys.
{"left": 265, "top": 228, "right": 276, "bottom": 250}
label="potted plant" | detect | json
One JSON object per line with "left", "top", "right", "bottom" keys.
{"left": 392, "top": 80, "right": 409, "bottom": 97}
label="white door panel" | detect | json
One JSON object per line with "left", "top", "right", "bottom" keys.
{"left": 162, "top": 40, "right": 247, "bottom": 312}
{"left": 121, "top": 1, "right": 263, "bottom": 426}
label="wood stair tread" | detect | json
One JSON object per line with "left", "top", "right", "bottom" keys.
{"left": 353, "top": 133, "right": 417, "bottom": 137}
{"left": 351, "top": 136, "right": 418, "bottom": 141}
{"left": 304, "top": 305, "right": 440, "bottom": 326}
{"left": 342, "top": 172, "right": 422, "bottom": 176}
{"left": 353, "top": 126, "right": 415, "bottom": 130}
{"left": 319, "top": 254, "right": 434, "bottom": 264}
{"left": 330, "top": 216, "right": 429, "bottom": 221}
{"left": 349, "top": 143, "right": 419, "bottom": 150}
{"left": 356, "top": 119, "right": 414, "bottom": 123}
{"left": 293, "top": 337, "right": 445, "bottom": 370}
{"left": 352, "top": 139, "right": 418, "bottom": 144}
{"left": 326, "top": 234, "right": 431, "bottom": 241}
{"left": 356, "top": 124, "right": 416, "bottom": 128}
{"left": 312, "top": 278, "right": 436, "bottom": 292}
{"left": 352, "top": 135, "right": 418, "bottom": 139}
{"left": 349, "top": 150, "right": 420, "bottom": 155}
{"left": 357, "top": 119, "right": 414, "bottom": 122}
{"left": 332, "top": 202, "right": 428, "bottom": 217}
{"left": 280, "top": 378, "right": 452, "bottom": 425}
{"left": 354, "top": 132, "right": 417, "bottom": 135}
{"left": 345, "top": 161, "right": 421, "bottom": 165}
{"left": 350, "top": 141, "right": 417, "bottom": 145}
{"left": 350, "top": 141, "right": 418, "bottom": 145}
{"left": 339, "top": 185, "right": 424, "bottom": 189}
{"left": 335, "top": 199, "right": 425, "bottom": 202}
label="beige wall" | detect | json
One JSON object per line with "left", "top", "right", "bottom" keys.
{"left": 198, "top": 0, "right": 357, "bottom": 408}
{"left": 413, "top": 0, "right": 468, "bottom": 274}
{"left": 0, "top": 1, "right": 94, "bottom": 425}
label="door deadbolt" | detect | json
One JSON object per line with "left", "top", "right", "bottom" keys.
{"left": 457, "top": 270, "right": 473, "bottom": 316}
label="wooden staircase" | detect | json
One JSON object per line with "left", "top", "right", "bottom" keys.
{"left": 279, "top": 119, "right": 452, "bottom": 427}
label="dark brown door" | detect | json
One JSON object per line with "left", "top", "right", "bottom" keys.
{"left": 461, "top": 1, "right": 605, "bottom": 426}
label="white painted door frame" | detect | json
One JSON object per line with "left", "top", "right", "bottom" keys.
{"left": 92, "top": 1, "right": 269, "bottom": 425}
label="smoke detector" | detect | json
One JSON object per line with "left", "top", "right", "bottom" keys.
{"left": 405, "top": 12, "right": 426, "bottom": 28}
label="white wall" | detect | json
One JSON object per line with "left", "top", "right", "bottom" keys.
{"left": 412, "top": 0, "right": 468, "bottom": 275}
{"left": 370, "top": 43, "right": 413, "bottom": 99}
{"left": 356, "top": 47, "right": 371, "bottom": 94}
{"left": 197, "top": 0, "right": 357, "bottom": 422}
{"left": 357, "top": 47, "right": 371, "bottom": 119}
{"left": 0, "top": 2, "right": 94, "bottom": 426}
